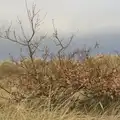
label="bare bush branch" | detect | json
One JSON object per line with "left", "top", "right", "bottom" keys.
{"left": 0, "top": 0, "right": 47, "bottom": 102}
{"left": 52, "top": 19, "right": 74, "bottom": 61}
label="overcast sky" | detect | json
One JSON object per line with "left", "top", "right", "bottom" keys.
{"left": 0, "top": 0, "right": 120, "bottom": 35}
{"left": 0, "top": 0, "right": 120, "bottom": 59}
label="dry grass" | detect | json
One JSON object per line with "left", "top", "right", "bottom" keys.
{"left": 0, "top": 102, "right": 120, "bottom": 120}
{"left": 0, "top": 55, "right": 120, "bottom": 119}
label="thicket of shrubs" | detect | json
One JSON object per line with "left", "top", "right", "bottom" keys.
{"left": 1, "top": 55, "right": 120, "bottom": 114}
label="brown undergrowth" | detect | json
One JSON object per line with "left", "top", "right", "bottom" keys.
{"left": 0, "top": 55, "right": 120, "bottom": 114}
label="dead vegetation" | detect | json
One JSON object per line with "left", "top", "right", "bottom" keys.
{"left": 0, "top": 0, "right": 120, "bottom": 119}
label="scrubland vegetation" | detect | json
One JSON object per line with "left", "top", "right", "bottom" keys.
{"left": 0, "top": 1, "right": 120, "bottom": 120}
{"left": 1, "top": 55, "right": 120, "bottom": 120}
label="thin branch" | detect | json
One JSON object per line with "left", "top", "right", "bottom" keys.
{"left": 52, "top": 19, "right": 73, "bottom": 57}
{"left": 17, "top": 17, "right": 28, "bottom": 41}
{"left": 0, "top": 85, "right": 12, "bottom": 95}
